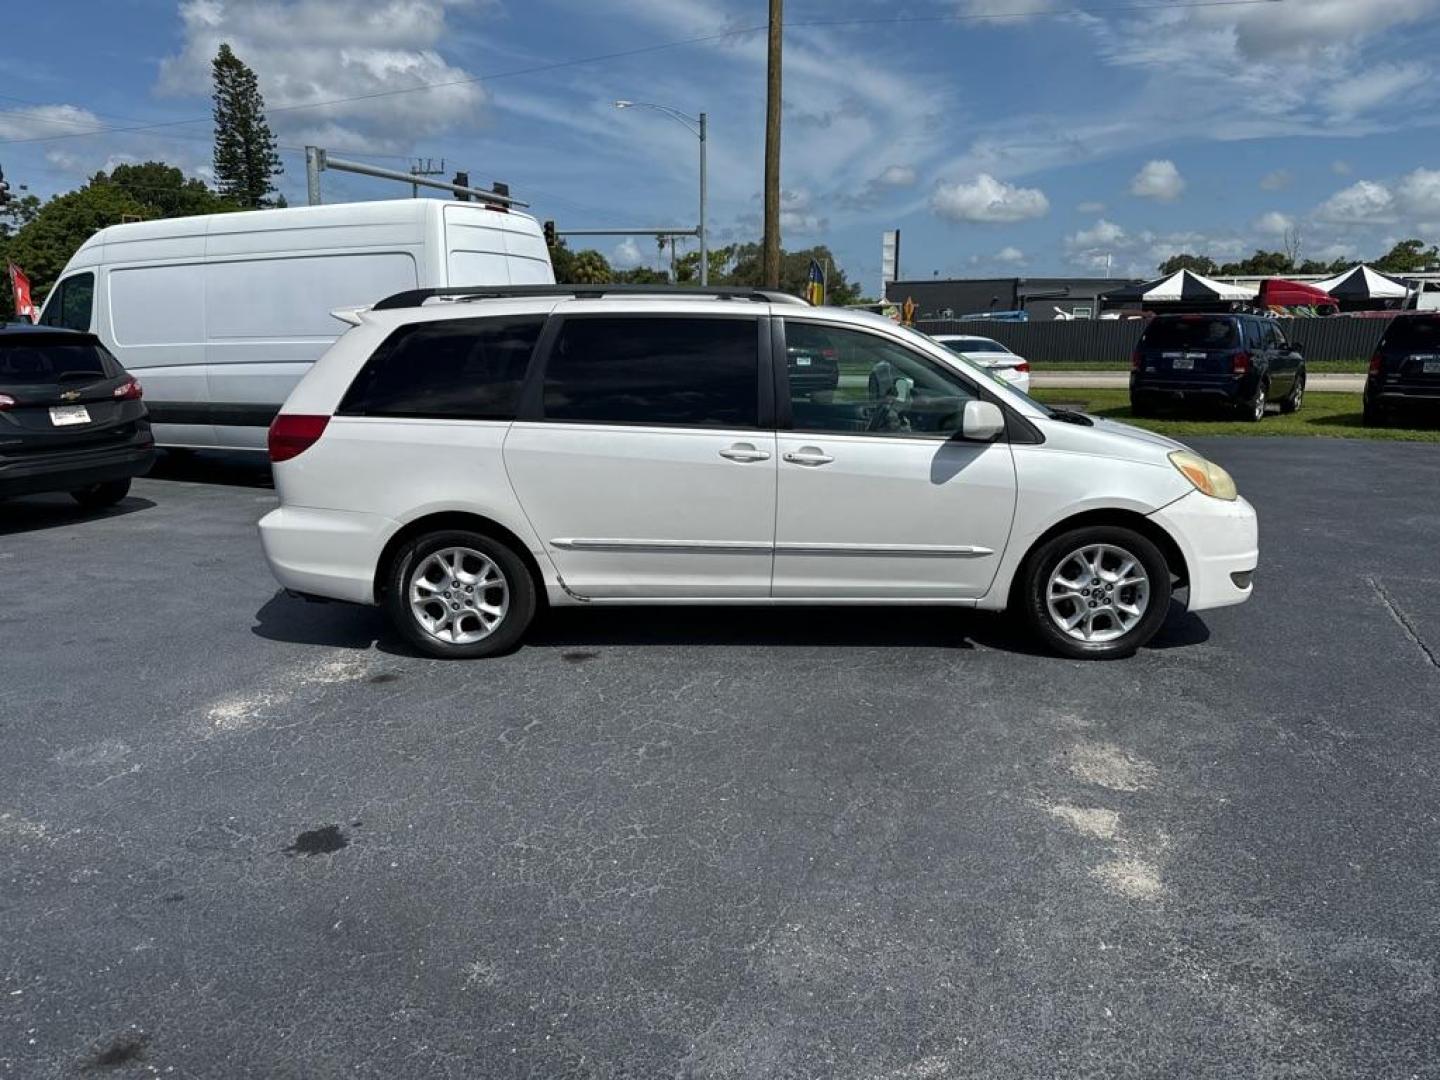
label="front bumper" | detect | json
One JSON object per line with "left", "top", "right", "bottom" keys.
{"left": 258, "top": 505, "right": 395, "bottom": 605}
{"left": 1148, "top": 490, "right": 1258, "bottom": 612}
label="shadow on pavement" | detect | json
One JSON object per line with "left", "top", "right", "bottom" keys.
{"left": 251, "top": 589, "right": 1210, "bottom": 658}
{"left": 146, "top": 449, "right": 274, "bottom": 489}
{"left": 0, "top": 493, "right": 157, "bottom": 537}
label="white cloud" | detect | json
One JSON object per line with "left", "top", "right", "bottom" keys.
{"left": 958, "top": 0, "right": 1057, "bottom": 15}
{"left": 994, "top": 245, "right": 1026, "bottom": 265}
{"left": 1254, "top": 211, "right": 1294, "bottom": 237}
{"left": 1333, "top": 160, "right": 1354, "bottom": 176}
{"left": 156, "top": 0, "right": 486, "bottom": 154}
{"left": 1322, "top": 63, "right": 1430, "bottom": 119}
{"left": 1316, "top": 180, "right": 1397, "bottom": 224}
{"left": 875, "top": 164, "right": 916, "bottom": 188}
{"left": 1067, "top": 218, "right": 1126, "bottom": 249}
{"left": 612, "top": 238, "right": 644, "bottom": 269}
{"left": 0, "top": 103, "right": 105, "bottom": 141}
{"left": 1191, "top": 0, "right": 1440, "bottom": 60}
{"left": 1396, "top": 168, "right": 1440, "bottom": 218}
{"left": 1076, "top": 200, "right": 1106, "bottom": 214}
{"left": 930, "top": 173, "right": 1049, "bottom": 223}
{"left": 1260, "top": 169, "right": 1293, "bottom": 192}
{"left": 779, "top": 188, "right": 826, "bottom": 235}
{"left": 1129, "top": 159, "right": 1185, "bottom": 202}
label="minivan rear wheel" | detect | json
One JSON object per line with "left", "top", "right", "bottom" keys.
{"left": 385, "top": 529, "right": 535, "bottom": 659}
{"left": 1019, "top": 526, "right": 1172, "bottom": 660}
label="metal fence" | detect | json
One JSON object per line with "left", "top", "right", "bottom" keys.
{"left": 915, "top": 317, "right": 1393, "bottom": 365}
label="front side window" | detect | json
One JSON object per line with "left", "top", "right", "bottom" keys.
{"left": 784, "top": 321, "right": 978, "bottom": 438}
{"left": 338, "top": 315, "right": 545, "bottom": 419}
{"left": 542, "top": 316, "right": 759, "bottom": 429}
{"left": 40, "top": 273, "right": 95, "bottom": 332}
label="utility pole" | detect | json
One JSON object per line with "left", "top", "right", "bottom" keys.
{"left": 762, "top": 0, "right": 783, "bottom": 289}
{"left": 409, "top": 158, "right": 445, "bottom": 199}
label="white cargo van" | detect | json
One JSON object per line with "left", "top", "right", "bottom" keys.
{"left": 37, "top": 199, "right": 554, "bottom": 450}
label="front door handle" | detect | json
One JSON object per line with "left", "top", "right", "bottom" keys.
{"left": 719, "top": 442, "right": 772, "bottom": 463}
{"left": 783, "top": 447, "right": 834, "bottom": 466}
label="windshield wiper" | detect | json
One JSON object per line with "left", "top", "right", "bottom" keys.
{"left": 1046, "top": 407, "right": 1094, "bottom": 426}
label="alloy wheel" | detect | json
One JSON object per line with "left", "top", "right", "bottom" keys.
{"left": 1045, "top": 544, "right": 1151, "bottom": 644}
{"left": 408, "top": 546, "right": 509, "bottom": 645}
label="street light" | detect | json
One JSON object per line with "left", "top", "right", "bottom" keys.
{"left": 613, "top": 100, "right": 708, "bottom": 286}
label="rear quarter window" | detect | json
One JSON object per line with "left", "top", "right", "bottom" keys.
{"left": 338, "top": 315, "right": 546, "bottom": 419}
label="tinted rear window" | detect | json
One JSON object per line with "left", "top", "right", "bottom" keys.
{"left": 1379, "top": 317, "right": 1440, "bottom": 354}
{"left": 943, "top": 339, "right": 1006, "bottom": 354}
{"left": 542, "top": 316, "right": 759, "bottom": 428}
{"left": 1142, "top": 318, "right": 1238, "bottom": 350}
{"left": 339, "top": 315, "right": 545, "bottom": 419}
{"left": 0, "top": 337, "right": 113, "bottom": 387}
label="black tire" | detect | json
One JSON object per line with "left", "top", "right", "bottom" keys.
{"left": 1363, "top": 400, "right": 1388, "bottom": 427}
{"left": 1279, "top": 369, "right": 1305, "bottom": 414}
{"left": 1239, "top": 381, "right": 1268, "bottom": 422}
{"left": 70, "top": 478, "right": 131, "bottom": 509}
{"left": 1018, "top": 525, "right": 1173, "bottom": 660}
{"left": 383, "top": 529, "right": 536, "bottom": 659}
{"left": 1129, "top": 397, "right": 1155, "bottom": 418}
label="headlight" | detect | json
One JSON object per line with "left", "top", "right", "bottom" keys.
{"left": 1169, "top": 450, "right": 1238, "bottom": 501}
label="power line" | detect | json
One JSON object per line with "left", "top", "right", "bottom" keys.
{"left": 0, "top": 0, "right": 1282, "bottom": 148}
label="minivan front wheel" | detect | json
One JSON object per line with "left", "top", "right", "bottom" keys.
{"left": 1020, "top": 526, "right": 1172, "bottom": 660}
{"left": 385, "top": 529, "right": 535, "bottom": 659}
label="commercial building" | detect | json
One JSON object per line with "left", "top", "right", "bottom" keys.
{"left": 884, "top": 276, "right": 1139, "bottom": 321}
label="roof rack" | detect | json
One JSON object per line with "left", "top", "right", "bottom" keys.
{"left": 371, "top": 284, "right": 810, "bottom": 311}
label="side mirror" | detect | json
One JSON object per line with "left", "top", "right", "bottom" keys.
{"left": 960, "top": 399, "right": 1006, "bottom": 442}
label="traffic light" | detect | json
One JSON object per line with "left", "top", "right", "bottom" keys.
{"left": 452, "top": 171, "right": 470, "bottom": 201}
{"left": 0, "top": 165, "right": 10, "bottom": 207}
{"left": 543, "top": 220, "right": 556, "bottom": 246}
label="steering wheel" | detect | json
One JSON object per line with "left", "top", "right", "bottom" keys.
{"left": 866, "top": 396, "right": 902, "bottom": 432}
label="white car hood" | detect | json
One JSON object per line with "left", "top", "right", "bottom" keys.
{"left": 1086, "top": 415, "right": 1189, "bottom": 452}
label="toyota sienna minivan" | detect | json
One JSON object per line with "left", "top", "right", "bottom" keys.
{"left": 259, "top": 286, "right": 1258, "bottom": 661}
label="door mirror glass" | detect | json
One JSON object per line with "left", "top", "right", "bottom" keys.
{"left": 960, "top": 399, "right": 1005, "bottom": 442}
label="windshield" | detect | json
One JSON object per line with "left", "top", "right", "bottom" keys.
{"left": 0, "top": 338, "right": 113, "bottom": 387}
{"left": 1142, "top": 317, "right": 1238, "bottom": 350}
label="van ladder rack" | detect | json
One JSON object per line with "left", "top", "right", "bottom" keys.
{"left": 371, "top": 284, "right": 809, "bottom": 310}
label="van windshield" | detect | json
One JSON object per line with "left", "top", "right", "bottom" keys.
{"left": 1143, "top": 318, "right": 1238, "bottom": 350}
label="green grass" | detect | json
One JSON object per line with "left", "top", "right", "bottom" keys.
{"left": 1037, "top": 359, "right": 1367, "bottom": 375}
{"left": 1032, "top": 388, "right": 1440, "bottom": 443}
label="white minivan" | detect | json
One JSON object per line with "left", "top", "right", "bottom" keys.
{"left": 258, "top": 285, "right": 1258, "bottom": 661}
{"left": 37, "top": 199, "right": 554, "bottom": 451}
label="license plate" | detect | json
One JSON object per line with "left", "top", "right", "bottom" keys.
{"left": 49, "top": 405, "right": 91, "bottom": 426}
{"left": 1172, "top": 356, "right": 1194, "bottom": 370}
{"left": 795, "top": 357, "right": 811, "bottom": 367}
{"left": 1425, "top": 361, "right": 1440, "bottom": 374}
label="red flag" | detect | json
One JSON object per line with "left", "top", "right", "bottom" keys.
{"left": 8, "top": 261, "right": 38, "bottom": 323}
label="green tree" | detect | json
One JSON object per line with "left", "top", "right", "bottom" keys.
{"left": 0, "top": 184, "right": 149, "bottom": 318}
{"left": 721, "top": 243, "right": 863, "bottom": 304}
{"left": 1296, "top": 259, "right": 1331, "bottom": 275}
{"left": 212, "top": 43, "right": 283, "bottom": 208}
{"left": 566, "top": 249, "right": 613, "bottom": 284}
{"left": 1373, "top": 239, "right": 1439, "bottom": 274}
{"left": 1218, "top": 250, "right": 1293, "bottom": 277}
{"left": 613, "top": 265, "right": 670, "bottom": 285}
{"left": 94, "top": 161, "right": 238, "bottom": 218}
{"left": 1157, "top": 253, "right": 1218, "bottom": 276}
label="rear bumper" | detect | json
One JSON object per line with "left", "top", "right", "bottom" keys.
{"left": 1131, "top": 374, "right": 1255, "bottom": 403}
{"left": 0, "top": 441, "right": 156, "bottom": 497}
{"left": 1148, "top": 491, "right": 1258, "bottom": 612}
{"left": 258, "top": 505, "right": 394, "bottom": 605}
{"left": 1365, "top": 377, "right": 1440, "bottom": 407}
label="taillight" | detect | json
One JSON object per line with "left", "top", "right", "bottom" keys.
{"left": 1131, "top": 349, "right": 1142, "bottom": 371}
{"left": 113, "top": 377, "right": 143, "bottom": 401}
{"left": 0, "top": 393, "right": 15, "bottom": 410}
{"left": 1015, "top": 362, "right": 1030, "bottom": 373}
{"left": 268, "top": 414, "right": 330, "bottom": 463}
{"left": 1368, "top": 353, "right": 1383, "bottom": 375}
{"left": 1232, "top": 351, "right": 1251, "bottom": 374}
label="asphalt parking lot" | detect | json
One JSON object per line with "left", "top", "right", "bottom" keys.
{"left": 3, "top": 438, "right": 1439, "bottom": 1078}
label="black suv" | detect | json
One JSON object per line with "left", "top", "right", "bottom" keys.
{"left": 1130, "top": 313, "right": 1305, "bottom": 421}
{"left": 0, "top": 324, "right": 155, "bottom": 508}
{"left": 1364, "top": 314, "right": 1440, "bottom": 426}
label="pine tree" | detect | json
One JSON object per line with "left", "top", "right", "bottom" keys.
{"left": 211, "top": 43, "right": 283, "bottom": 209}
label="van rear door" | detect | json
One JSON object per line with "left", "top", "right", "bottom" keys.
{"left": 443, "top": 205, "right": 555, "bottom": 286}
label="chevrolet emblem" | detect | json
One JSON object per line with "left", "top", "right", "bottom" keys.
{"left": 60, "top": 390, "right": 82, "bottom": 402}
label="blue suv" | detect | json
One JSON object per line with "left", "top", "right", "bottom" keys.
{"left": 1130, "top": 314, "right": 1306, "bottom": 422}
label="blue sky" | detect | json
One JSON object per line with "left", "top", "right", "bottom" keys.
{"left": 3, "top": 0, "right": 1440, "bottom": 294}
